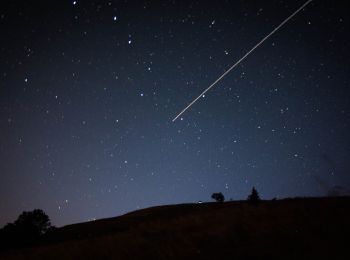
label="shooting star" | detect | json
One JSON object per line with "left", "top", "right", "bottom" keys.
{"left": 172, "top": 0, "right": 313, "bottom": 122}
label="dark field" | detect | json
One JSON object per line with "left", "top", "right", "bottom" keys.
{"left": 1, "top": 197, "right": 349, "bottom": 259}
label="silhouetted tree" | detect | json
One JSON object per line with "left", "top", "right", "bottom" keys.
{"left": 14, "top": 209, "right": 51, "bottom": 236}
{"left": 211, "top": 192, "right": 225, "bottom": 202}
{"left": 0, "top": 209, "right": 51, "bottom": 249}
{"left": 247, "top": 187, "right": 260, "bottom": 204}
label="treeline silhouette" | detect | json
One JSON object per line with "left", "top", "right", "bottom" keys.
{"left": 211, "top": 186, "right": 261, "bottom": 204}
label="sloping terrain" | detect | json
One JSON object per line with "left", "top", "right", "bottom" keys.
{"left": 1, "top": 197, "right": 349, "bottom": 259}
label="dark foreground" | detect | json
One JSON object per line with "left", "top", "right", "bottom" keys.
{"left": 1, "top": 197, "right": 349, "bottom": 259}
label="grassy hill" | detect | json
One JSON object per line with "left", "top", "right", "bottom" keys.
{"left": 1, "top": 197, "right": 349, "bottom": 259}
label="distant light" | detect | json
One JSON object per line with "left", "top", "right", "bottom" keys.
{"left": 73, "top": 1, "right": 77, "bottom": 5}
{"left": 24, "top": 78, "right": 28, "bottom": 83}
{"left": 140, "top": 93, "right": 144, "bottom": 97}
{"left": 128, "top": 40, "right": 132, "bottom": 44}
{"left": 113, "top": 16, "right": 117, "bottom": 21}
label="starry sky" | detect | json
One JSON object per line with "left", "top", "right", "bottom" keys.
{"left": 1, "top": 0, "right": 349, "bottom": 227}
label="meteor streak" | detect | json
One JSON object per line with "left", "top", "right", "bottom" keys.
{"left": 172, "top": 0, "right": 313, "bottom": 122}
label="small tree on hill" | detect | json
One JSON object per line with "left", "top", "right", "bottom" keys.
{"left": 247, "top": 187, "right": 260, "bottom": 204}
{"left": 211, "top": 192, "right": 225, "bottom": 202}
{"left": 14, "top": 209, "right": 51, "bottom": 237}
{"left": 0, "top": 209, "right": 51, "bottom": 248}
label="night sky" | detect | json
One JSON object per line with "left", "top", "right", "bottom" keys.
{"left": 1, "top": 0, "right": 349, "bottom": 227}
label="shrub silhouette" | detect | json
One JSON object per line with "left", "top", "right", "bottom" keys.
{"left": 247, "top": 187, "right": 260, "bottom": 204}
{"left": 211, "top": 192, "right": 225, "bottom": 202}
{"left": 0, "top": 209, "right": 51, "bottom": 249}
{"left": 14, "top": 209, "right": 51, "bottom": 236}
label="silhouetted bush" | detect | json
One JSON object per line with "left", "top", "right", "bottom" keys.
{"left": 15, "top": 209, "right": 51, "bottom": 236}
{"left": 0, "top": 209, "right": 51, "bottom": 249}
{"left": 211, "top": 192, "right": 225, "bottom": 202}
{"left": 247, "top": 187, "right": 260, "bottom": 205}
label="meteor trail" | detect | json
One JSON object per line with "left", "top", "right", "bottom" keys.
{"left": 172, "top": 0, "right": 313, "bottom": 122}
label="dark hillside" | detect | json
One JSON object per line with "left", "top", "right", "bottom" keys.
{"left": 1, "top": 197, "right": 349, "bottom": 259}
